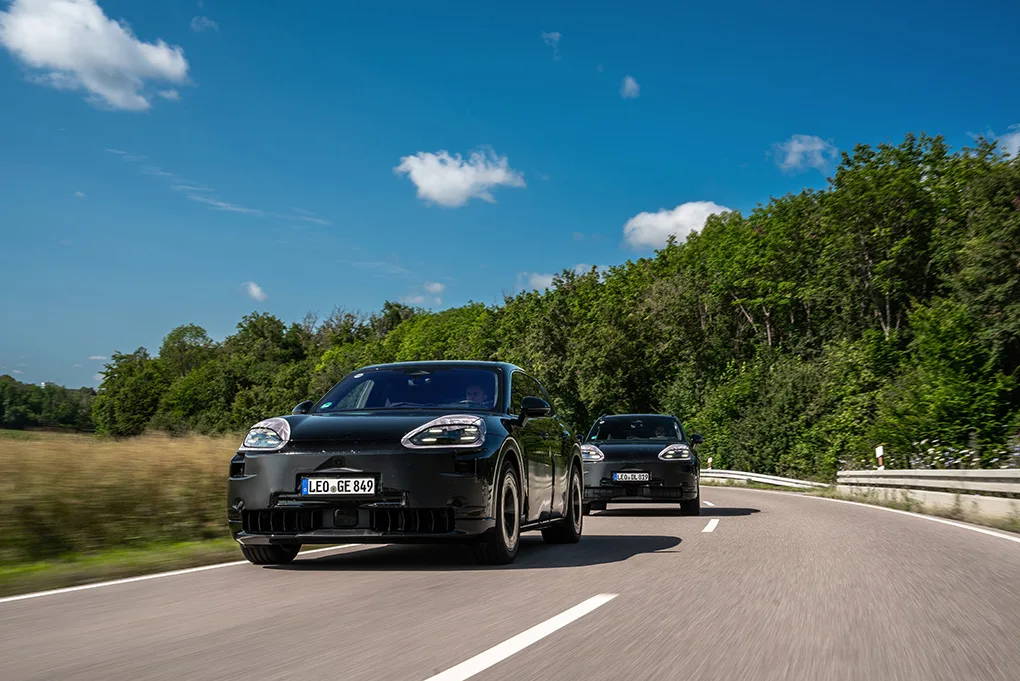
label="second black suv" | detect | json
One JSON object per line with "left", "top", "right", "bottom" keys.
{"left": 579, "top": 413, "right": 702, "bottom": 515}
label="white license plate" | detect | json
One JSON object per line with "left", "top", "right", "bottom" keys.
{"left": 301, "top": 477, "right": 376, "bottom": 495}
{"left": 613, "top": 472, "right": 650, "bottom": 482}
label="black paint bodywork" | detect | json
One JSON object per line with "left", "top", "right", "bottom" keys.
{"left": 580, "top": 413, "right": 701, "bottom": 511}
{"left": 227, "top": 361, "right": 583, "bottom": 549}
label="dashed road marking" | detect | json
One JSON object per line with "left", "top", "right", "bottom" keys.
{"left": 702, "top": 519, "right": 719, "bottom": 533}
{"left": 421, "top": 593, "right": 618, "bottom": 681}
{"left": 703, "top": 500, "right": 715, "bottom": 507}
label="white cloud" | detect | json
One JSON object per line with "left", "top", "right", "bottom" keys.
{"left": 522, "top": 272, "right": 555, "bottom": 290}
{"left": 13, "top": 369, "right": 24, "bottom": 375}
{"left": 157, "top": 88, "right": 179, "bottom": 101}
{"left": 394, "top": 148, "right": 526, "bottom": 208}
{"left": 74, "top": 190, "right": 85, "bottom": 197}
{"left": 623, "top": 200, "right": 732, "bottom": 249}
{"left": 171, "top": 184, "right": 211, "bottom": 192}
{"left": 620, "top": 75, "right": 640, "bottom": 98}
{"left": 190, "top": 15, "right": 217, "bottom": 32}
{"left": 88, "top": 355, "right": 106, "bottom": 360}
{"left": 0, "top": 0, "right": 190, "bottom": 111}
{"left": 997, "top": 125, "right": 1020, "bottom": 157}
{"left": 189, "top": 194, "right": 264, "bottom": 216}
{"left": 423, "top": 281, "right": 445, "bottom": 294}
{"left": 773, "top": 134, "right": 838, "bottom": 172}
{"left": 244, "top": 281, "right": 267, "bottom": 302}
{"left": 401, "top": 294, "right": 426, "bottom": 305}
{"left": 92, "top": 373, "right": 103, "bottom": 382}
{"left": 73, "top": 363, "right": 83, "bottom": 367}
{"left": 541, "top": 31, "right": 560, "bottom": 59}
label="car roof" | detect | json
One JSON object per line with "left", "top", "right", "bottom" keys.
{"left": 355, "top": 360, "right": 523, "bottom": 373}
{"left": 596, "top": 413, "right": 677, "bottom": 420}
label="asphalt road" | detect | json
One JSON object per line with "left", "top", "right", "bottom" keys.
{"left": 2, "top": 487, "right": 1019, "bottom": 681}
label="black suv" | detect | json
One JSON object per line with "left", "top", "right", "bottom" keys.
{"left": 579, "top": 413, "right": 702, "bottom": 515}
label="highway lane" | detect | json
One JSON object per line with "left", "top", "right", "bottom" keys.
{"left": 1, "top": 487, "right": 1018, "bottom": 681}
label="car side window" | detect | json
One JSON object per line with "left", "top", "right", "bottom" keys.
{"left": 510, "top": 371, "right": 550, "bottom": 416}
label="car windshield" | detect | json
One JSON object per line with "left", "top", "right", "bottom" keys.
{"left": 315, "top": 366, "right": 501, "bottom": 412}
{"left": 587, "top": 416, "right": 681, "bottom": 441}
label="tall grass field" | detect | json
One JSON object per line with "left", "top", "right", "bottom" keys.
{"left": 0, "top": 429, "right": 240, "bottom": 567}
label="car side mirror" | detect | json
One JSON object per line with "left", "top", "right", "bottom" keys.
{"left": 576, "top": 434, "right": 584, "bottom": 443}
{"left": 519, "top": 396, "right": 551, "bottom": 422}
{"left": 691, "top": 433, "right": 704, "bottom": 445}
{"left": 292, "top": 400, "right": 314, "bottom": 415}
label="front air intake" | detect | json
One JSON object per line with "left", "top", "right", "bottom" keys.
{"left": 242, "top": 509, "right": 323, "bottom": 534}
{"left": 369, "top": 507, "right": 456, "bottom": 533}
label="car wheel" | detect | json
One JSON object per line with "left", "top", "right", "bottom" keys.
{"left": 241, "top": 544, "right": 301, "bottom": 565}
{"left": 679, "top": 488, "right": 701, "bottom": 516}
{"left": 476, "top": 459, "right": 521, "bottom": 565}
{"left": 542, "top": 464, "right": 583, "bottom": 544}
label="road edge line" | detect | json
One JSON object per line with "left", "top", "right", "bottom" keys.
{"left": 0, "top": 544, "right": 358, "bottom": 605}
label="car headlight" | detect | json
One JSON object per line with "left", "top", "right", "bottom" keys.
{"left": 658, "top": 444, "right": 693, "bottom": 460}
{"left": 401, "top": 414, "right": 487, "bottom": 449}
{"left": 580, "top": 444, "right": 605, "bottom": 462}
{"left": 240, "top": 417, "right": 291, "bottom": 451}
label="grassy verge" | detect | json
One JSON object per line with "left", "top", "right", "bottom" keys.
{"left": 0, "top": 538, "right": 244, "bottom": 598}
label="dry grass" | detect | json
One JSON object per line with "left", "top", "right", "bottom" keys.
{"left": 0, "top": 430, "right": 241, "bottom": 565}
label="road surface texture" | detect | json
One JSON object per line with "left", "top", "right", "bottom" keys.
{"left": 2, "top": 486, "right": 1019, "bottom": 681}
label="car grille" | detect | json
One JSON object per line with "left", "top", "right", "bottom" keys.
{"left": 242, "top": 509, "right": 323, "bottom": 534}
{"left": 370, "top": 507, "right": 456, "bottom": 533}
{"left": 585, "top": 486, "right": 687, "bottom": 500}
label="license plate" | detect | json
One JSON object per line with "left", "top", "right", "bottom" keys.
{"left": 613, "top": 472, "right": 650, "bottom": 482}
{"left": 301, "top": 477, "right": 376, "bottom": 495}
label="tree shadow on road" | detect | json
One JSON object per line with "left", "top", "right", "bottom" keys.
{"left": 596, "top": 507, "right": 760, "bottom": 517}
{"left": 264, "top": 534, "right": 682, "bottom": 572}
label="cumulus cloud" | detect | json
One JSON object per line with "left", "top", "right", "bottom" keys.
{"left": 541, "top": 31, "right": 561, "bottom": 59}
{"left": 244, "top": 281, "right": 267, "bottom": 302}
{"left": 620, "top": 75, "right": 640, "bottom": 98}
{"left": 0, "top": 0, "right": 190, "bottom": 111}
{"left": 394, "top": 148, "right": 526, "bottom": 208}
{"left": 424, "top": 281, "right": 445, "bottom": 294}
{"left": 623, "top": 200, "right": 732, "bottom": 249}
{"left": 190, "top": 15, "right": 217, "bottom": 32}
{"left": 997, "top": 125, "right": 1020, "bottom": 157}
{"left": 773, "top": 134, "right": 838, "bottom": 172}
{"left": 157, "top": 88, "right": 179, "bottom": 100}
{"left": 87, "top": 355, "right": 106, "bottom": 360}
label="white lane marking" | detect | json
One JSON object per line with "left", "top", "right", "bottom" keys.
{"left": 421, "top": 593, "right": 618, "bottom": 681}
{"left": 702, "top": 519, "right": 719, "bottom": 533}
{"left": 730, "top": 487, "right": 1020, "bottom": 546}
{"left": 703, "top": 500, "right": 715, "bottom": 507}
{"left": 0, "top": 544, "right": 359, "bottom": 605}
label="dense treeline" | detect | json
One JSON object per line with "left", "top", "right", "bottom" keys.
{"left": 89, "top": 133, "right": 1020, "bottom": 479}
{"left": 0, "top": 375, "right": 96, "bottom": 431}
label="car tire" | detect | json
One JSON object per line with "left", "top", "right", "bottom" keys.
{"left": 241, "top": 544, "right": 301, "bottom": 565}
{"left": 475, "top": 459, "right": 521, "bottom": 565}
{"left": 679, "top": 488, "right": 701, "bottom": 516}
{"left": 542, "top": 464, "right": 583, "bottom": 544}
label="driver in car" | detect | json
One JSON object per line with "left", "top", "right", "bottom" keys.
{"left": 465, "top": 382, "right": 491, "bottom": 407}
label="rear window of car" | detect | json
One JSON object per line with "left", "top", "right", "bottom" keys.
{"left": 587, "top": 416, "right": 681, "bottom": 441}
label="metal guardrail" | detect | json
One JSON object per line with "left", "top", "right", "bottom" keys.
{"left": 700, "top": 469, "right": 830, "bottom": 489}
{"left": 836, "top": 469, "right": 1020, "bottom": 497}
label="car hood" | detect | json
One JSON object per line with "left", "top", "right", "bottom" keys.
{"left": 281, "top": 411, "right": 494, "bottom": 445}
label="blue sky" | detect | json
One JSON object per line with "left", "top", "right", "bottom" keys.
{"left": 2, "top": 0, "right": 1019, "bottom": 389}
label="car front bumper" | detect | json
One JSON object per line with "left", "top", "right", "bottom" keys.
{"left": 227, "top": 447, "right": 497, "bottom": 545}
{"left": 582, "top": 460, "right": 699, "bottom": 502}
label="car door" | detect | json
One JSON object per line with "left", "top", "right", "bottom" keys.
{"left": 537, "top": 380, "right": 574, "bottom": 518}
{"left": 510, "top": 370, "right": 554, "bottom": 523}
